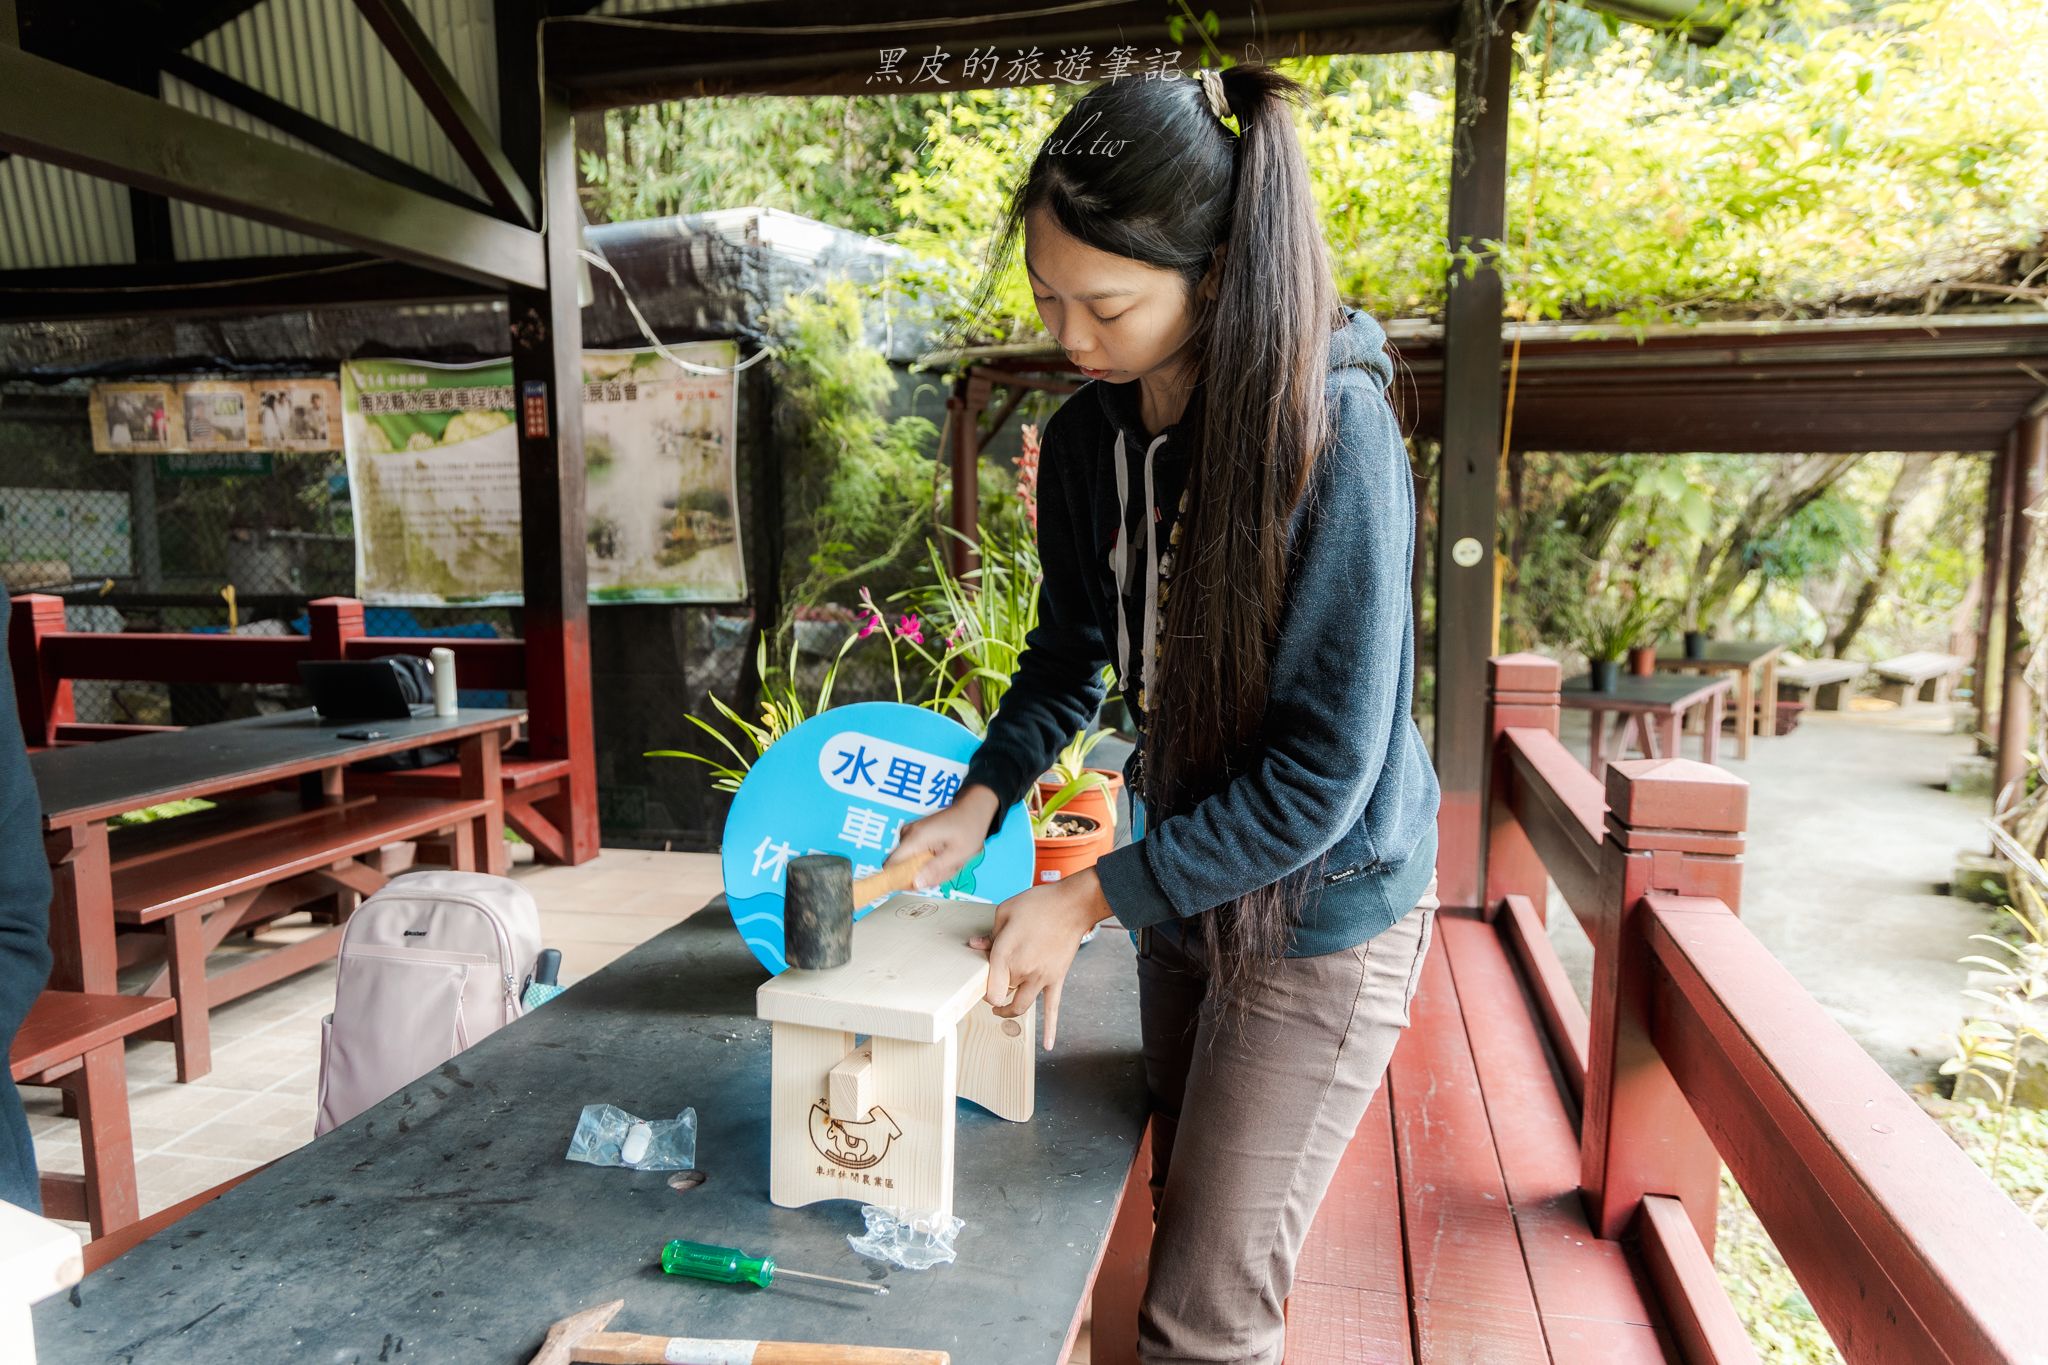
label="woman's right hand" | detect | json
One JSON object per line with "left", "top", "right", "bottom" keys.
{"left": 883, "top": 782, "right": 1002, "bottom": 892}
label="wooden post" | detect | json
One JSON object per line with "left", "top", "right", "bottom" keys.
{"left": 8, "top": 592, "right": 71, "bottom": 747}
{"left": 503, "top": 72, "right": 600, "bottom": 864}
{"left": 1484, "top": 652, "right": 1559, "bottom": 921}
{"left": 1581, "top": 755, "right": 1746, "bottom": 1246}
{"left": 1432, "top": 1, "right": 1513, "bottom": 912}
{"left": 737, "top": 346, "right": 781, "bottom": 706}
{"left": 305, "top": 596, "right": 366, "bottom": 661}
{"left": 1975, "top": 435, "right": 2014, "bottom": 752}
{"left": 1995, "top": 416, "right": 2044, "bottom": 807}
{"left": 946, "top": 371, "right": 987, "bottom": 583}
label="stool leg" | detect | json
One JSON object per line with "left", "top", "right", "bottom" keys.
{"left": 959, "top": 998, "right": 1036, "bottom": 1122}
{"left": 870, "top": 1032, "right": 960, "bottom": 1222}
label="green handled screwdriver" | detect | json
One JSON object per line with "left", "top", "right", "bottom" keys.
{"left": 660, "top": 1238, "right": 887, "bottom": 1295}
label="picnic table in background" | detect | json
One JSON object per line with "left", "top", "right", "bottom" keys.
{"left": 1653, "top": 639, "right": 1787, "bottom": 760}
{"left": 29, "top": 708, "right": 523, "bottom": 1086}
{"left": 1559, "top": 671, "right": 1734, "bottom": 776}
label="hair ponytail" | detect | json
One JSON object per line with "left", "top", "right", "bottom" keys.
{"left": 968, "top": 64, "right": 1342, "bottom": 1001}
{"left": 1156, "top": 65, "right": 1339, "bottom": 1000}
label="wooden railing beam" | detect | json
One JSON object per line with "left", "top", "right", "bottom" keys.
{"left": 1646, "top": 894, "right": 2048, "bottom": 1362}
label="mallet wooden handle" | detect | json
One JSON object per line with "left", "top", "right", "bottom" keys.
{"left": 850, "top": 850, "right": 934, "bottom": 908}
{"left": 578, "top": 1333, "right": 949, "bottom": 1364}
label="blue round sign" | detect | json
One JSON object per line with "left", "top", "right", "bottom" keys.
{"left": 720, "top": 702, "right": 1034, "bottom": 974}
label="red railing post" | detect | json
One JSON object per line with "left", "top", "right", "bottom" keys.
{"left": 1581, "top": 756, "right": 1746, "bottom": 1246}
{"left": 306, "top": 596, "right": 366, "bottom": 661}
{"left": 1484, "top": 652, "right": 1559, "bottom": 922}
{"left": 9, "top": 592, "right": 73, "bottom": 747}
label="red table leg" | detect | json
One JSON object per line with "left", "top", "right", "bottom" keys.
{"left": 459, "top": 726, "right": 508, "bottom": 876}
{"left": 45, "top": 821, "right": 117, "bottom": 995}
{"left": 1658, "top": 711, "right": 1681, "bottom": 760}
{"left": 1587, "top": 707, "right": 1609, "bottom": 774}
{"left": 1703, "top": 691, "right": 1724, "bottom": 765}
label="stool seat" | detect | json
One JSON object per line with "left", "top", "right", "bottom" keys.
{"left": 756, "top": 895, "right": 998, "bottom": 1043}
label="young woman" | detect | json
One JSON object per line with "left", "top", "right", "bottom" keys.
{"left": 883, "top": 63, "right": 1440, "bottom": 1363}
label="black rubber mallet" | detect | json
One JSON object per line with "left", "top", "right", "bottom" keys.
{"left": 782, "top": 851, "right": 935, "bottom": 970}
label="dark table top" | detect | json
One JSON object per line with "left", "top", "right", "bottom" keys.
{"left": 1560, "top": 672, "right": 1734, "bottom": 712}
{"left": 1652, "top": 639, "right": 1785, "bottom": 668}
{"left": 30, "top": 707, "right": 525, "bottom": 826}
{"left": 33, "top": 900, "right": 1149, "bottom": 1364}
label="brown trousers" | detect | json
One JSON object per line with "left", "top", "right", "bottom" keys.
{"left": 1133, "top": 879, "right": 1439, "bottom": 1364}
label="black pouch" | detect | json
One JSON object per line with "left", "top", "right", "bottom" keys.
{"left": 352, "top": 654, "right": 458, "bottom": 771}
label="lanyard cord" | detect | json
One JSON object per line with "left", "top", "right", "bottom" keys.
{"left": 1111, "top": 428, "right": 1172, "bottom": 709}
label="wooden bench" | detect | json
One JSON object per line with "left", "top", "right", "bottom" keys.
{"left": 11, "top": 991, "right": 175, "bottom": 1239}
{"left": 346, "top": 751, "right": 574, "bottom": 863}
{"left": 1269, "top": 900, "right": 1696, "bottom": 1362}
{"left": 105, "top": 790, "right": 493, "bottom": 1082}
{"left": 9, "top": 591, "right": 597, "bottom": 863}
{"left": 1775, "top": 654, "right": 1868, "bottom": 710}
{"left": 1871, "top": 651, "right": 1968, "bottom": 705}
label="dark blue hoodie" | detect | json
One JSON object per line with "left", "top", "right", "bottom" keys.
{"left": 963, "top": 305, "right": 1440, "bottom": 956}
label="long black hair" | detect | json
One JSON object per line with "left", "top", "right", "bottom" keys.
{"left": 965, "top": 64, "right": 1344, "bottom": 998}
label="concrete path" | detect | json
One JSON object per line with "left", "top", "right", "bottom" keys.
{"left": 1546, "top": 699, "right": 1996, "bottom": 1089}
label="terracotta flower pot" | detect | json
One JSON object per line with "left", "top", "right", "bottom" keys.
{"left": 1036, "top": 767, "right": 1125, "bottom": 838}
{"left": 1033, "top": 810, "right": 1112, "bottom": 884}
{"left": 1627, "top": 643, "right": 1658, "bottom": 677}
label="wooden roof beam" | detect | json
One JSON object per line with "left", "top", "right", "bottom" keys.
{"left": 351, "top": 0, "right": 537, "bottom": 226}
{"left": 0, "top": 44, "right": 545, "bottom": 290}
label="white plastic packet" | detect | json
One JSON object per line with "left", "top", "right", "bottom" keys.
{"left": 564, "top": 1104, "right": 698, "bottom": 1171}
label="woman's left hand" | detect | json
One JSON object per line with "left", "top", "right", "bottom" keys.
{"left": 969, "top": 868, "right": 1113, "bottom": 1052}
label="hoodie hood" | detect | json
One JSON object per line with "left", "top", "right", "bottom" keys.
{"left": 1091, "top": 304, "right": 1392, "bottom": 447}
{"left": 1088, "top": 304, "right": 1397, "bottom": 711}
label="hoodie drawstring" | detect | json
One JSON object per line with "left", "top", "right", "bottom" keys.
{"left": 1111, "top": 427, "right": 1171, "bottom": 708}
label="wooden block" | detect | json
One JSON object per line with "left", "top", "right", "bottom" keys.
{"left": 828, "top": 1045, "right": 874, "bottom": 1121}
{"left": 756, "top": 894, "right": 997, "bottom": 1044}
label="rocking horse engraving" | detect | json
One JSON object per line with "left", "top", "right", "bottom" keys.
{"left": 809, "top": 1100, "right": 901, "bottom": 1169}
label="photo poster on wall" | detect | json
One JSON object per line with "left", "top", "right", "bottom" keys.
{"left": 339, "top": 345, "right": 746, "bottom": 607}
{"left": 89, "top": 378, "right": 344, "bottom": 455}
{"left": 89, "top": 382, "right": 182, "bottom": 452}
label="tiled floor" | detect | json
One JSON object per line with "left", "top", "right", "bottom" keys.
{"left": 25, "top": 846, "right": 724, "bottom": 1237}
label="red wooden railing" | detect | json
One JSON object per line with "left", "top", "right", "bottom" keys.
{"left": 8, "top": 593, "right": 597, "bottom": 862}
{"left": 1484, "top": 652, "right": 2048, "bottom": 1362}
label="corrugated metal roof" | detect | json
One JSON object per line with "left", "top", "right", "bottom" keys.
{"left": 0, "top": 159, "right": 133, "bottom": 268}
{"left": 187, "top": 0, "right": 496, "bottom": 208}
{"left": 0, "top": 0, "right": 498, "bottom": 272}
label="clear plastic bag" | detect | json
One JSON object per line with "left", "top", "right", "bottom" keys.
{"left": 564, "top": 1103, "right": 698, "bottom": 1171}
{"left": 847, "top": 1204, "right": 965, "bottom": 1270}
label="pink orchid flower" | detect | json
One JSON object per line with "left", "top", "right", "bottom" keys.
{"left": 895, "top": 613, "right": 924, "bottom": 646}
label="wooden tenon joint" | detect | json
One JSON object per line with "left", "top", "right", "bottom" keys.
{"left": 1582, "top": 753, "right": 1747, "bottom": 1247}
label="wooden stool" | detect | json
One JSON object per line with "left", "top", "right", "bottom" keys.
{"left": 756, "top": 894, "right": 1035, "bottom": 1221}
